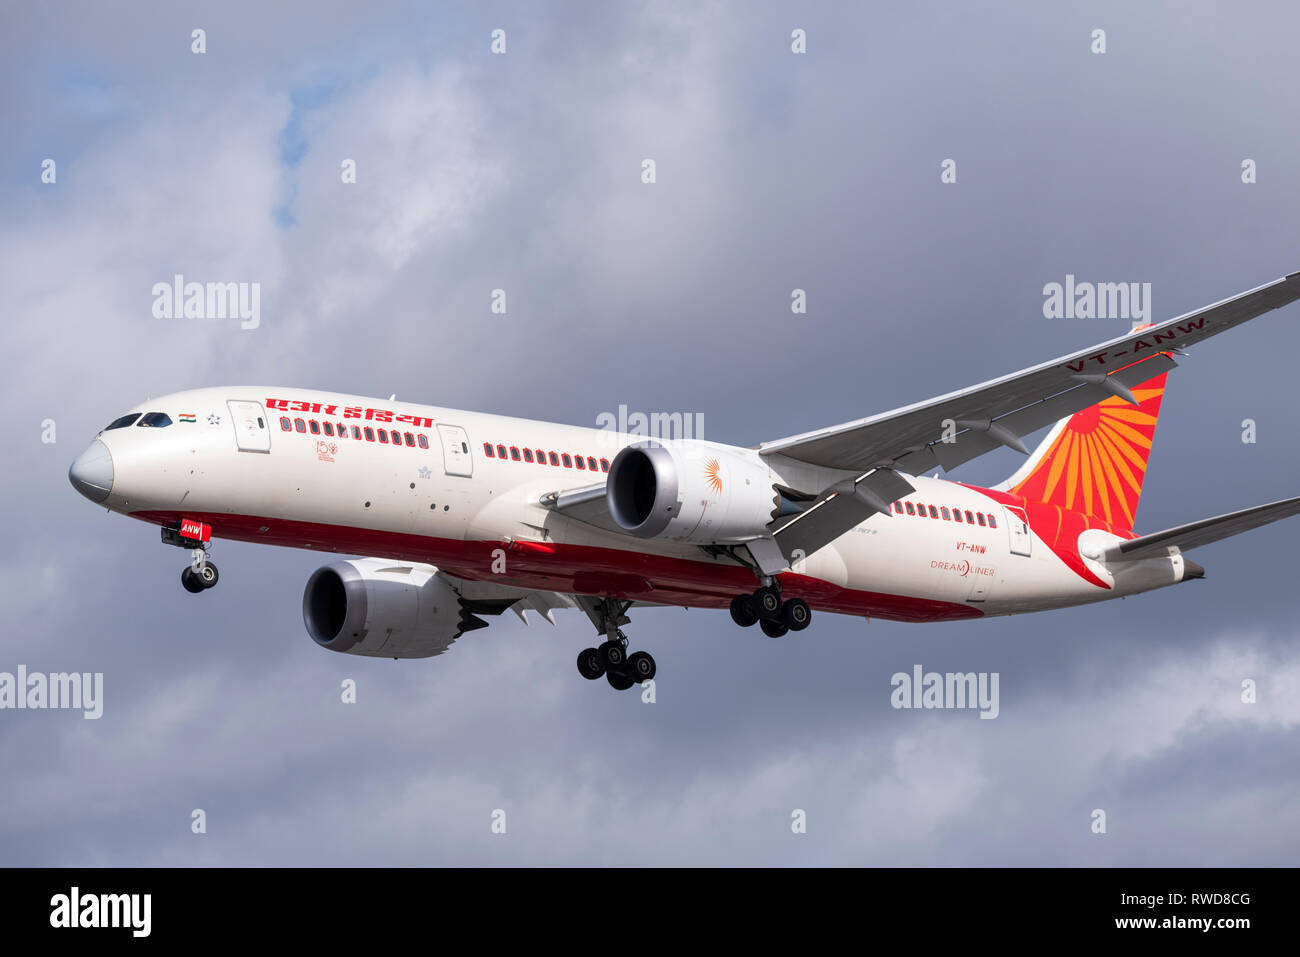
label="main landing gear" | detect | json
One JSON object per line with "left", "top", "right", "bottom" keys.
{"left": 729, "top": 582, "right": 811, "bottom": 638}
{"left": 575, "top": 598, "right": 656, "bottom": 691}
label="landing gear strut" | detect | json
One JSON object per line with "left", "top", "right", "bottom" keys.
{"left": 730, "top": 583, "right": 811, "bottom": 636}
{"left": 574, "top": 598, "right": 656, "bottom": 691}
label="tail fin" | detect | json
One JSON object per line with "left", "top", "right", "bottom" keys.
{"left": 999, "top": 354, "right": 1168, "bottom": 531}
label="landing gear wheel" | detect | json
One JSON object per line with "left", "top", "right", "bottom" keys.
{"left": 598, "top": 639, "right": 626, "bottom": 670}
{"left": 576, "top": 647, "right": 605, "bottom": 680}
{"left": 627, "top": 651, "right": 656, "bottom": 682}
{"left": 729, "top": 594, "right": 759, "bottom": 627}
{"left": 781, "top": 597, "right": 811, "bottom": 631}
{"left": 180, "top": 567, "right": 204, "bottom": 594}
{"left": 607, "top": 671, "right": 635, "bottom": 691}
{"left": 754, "top": 585, "right": 783, "bottom": 621}
{"left": 759, "top": 618, "right": 789, "bottom": 638}
{"left": 196, "top": 561, "right": 219, "bottom": 589}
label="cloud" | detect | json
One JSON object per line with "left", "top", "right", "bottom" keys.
{"left": 3, "top": 0, "right": 1300, "bottom": 866}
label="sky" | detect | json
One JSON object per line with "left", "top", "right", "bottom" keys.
{"left": 2, "top": 0, "right": 1299, "bottom": 865}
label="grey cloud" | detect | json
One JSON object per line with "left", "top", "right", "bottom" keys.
{"left": 2, "top": 1, "right": 1300, "bottom": 865}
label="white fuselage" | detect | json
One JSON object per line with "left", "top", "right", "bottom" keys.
{"left": 75, "top": 387, "right": 1194, "bottom": 622}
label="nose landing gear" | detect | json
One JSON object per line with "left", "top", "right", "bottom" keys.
{"left": 163, "top": 520, "right": 219, "bottom": 594}
{"left": 180, "top": 554, "right": 219, "bottom": 593}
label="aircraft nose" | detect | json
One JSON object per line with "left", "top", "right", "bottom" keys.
{"left": 69, "top": 439, "right": 115, "bottom": 503}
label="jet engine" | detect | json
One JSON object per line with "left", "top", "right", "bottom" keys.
{"left": 605, "top": 440, "right": 779, "bottom": 544}
{"left": 302, "top": 558, "right": 485, "bottom": 658}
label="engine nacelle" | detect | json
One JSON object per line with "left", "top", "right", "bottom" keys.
{"left": 605, "top": 440, "right": 778, "bottom": 544}
{"left": 302, "top": 559, "right": 476, "bottom": 658}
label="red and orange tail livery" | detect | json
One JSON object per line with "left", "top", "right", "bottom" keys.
{"left": 1008, "top": 372, "right": 1168, "bottom": 531}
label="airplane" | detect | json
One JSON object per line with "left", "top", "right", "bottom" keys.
{"left": 69, "top": 272, "right": 1300, "bottom": 690}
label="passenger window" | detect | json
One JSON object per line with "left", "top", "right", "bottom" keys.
{"left": 294, "top": 418, "right": 306, "bottom": 433}
{"left": 364, "top": 427, "right": 374, "bottom": 441}
{"left": 404, "top": 433, "right": 414, "bottom": 447}
{"left": 977, "top": 513, "right": 986, "bottom": 526}
{"left": 104, "top": 413, "right": 141, "bottom": 431}
{"left": 280, "top": 417, "right": 291, "bottom": 431}
{"left": 893, "top": 502, "right": 902, "bottom": 513}
{"left": 338, "top": 423, "right": 347, "bottom": 438}
{"left": 954, "top": 509, "right": 963, "bottom": 523}
{"left": 497, "top": 445, "right": 507, "bottom": 459}
{"left": 916, "top": 503, "right": 926, "bottom": 517}
{"left": 323, "top": 422, "right": 334, "bottom": 436}
{"left": 941, "top": 507, "right": 950, "bottom": 520}
{"left": 905, "top": 502, "right": 915, "bottom": 515}
{"left": 988, "top": 514, "right": 996, "bottom": 529}
{"left": 575, "top": 456, "right": 585, "bottom": 469}
{"left": 510, "top": 447, "right": 521, "bottom": 461}
{"left": 418, "top": 435, "right": 429, "bottom": 449}
{"left": 484, "top": 443, "right": 495, "bottom": 457}
{"left": 588, "top": 457, "right": 598, "bottom": 471}
{"left": 549, "top": 452, "right": 559, "bottom": 466}
{"left": 562, "top": 454, "right": 572, "bottom": 467}
{"left": 137, "top": 412, "right": 173, "bottom": 428}
{"left": 462, "top": 442, "right": 468, "bottom": 453}
{"left": 929, "top": 506, "right": 938, "bottom": 518}
{"left": 965, "top": 510, "right": 975, "bottom": 524}
{"left": 377, "top": 430, "right": 387, "bottom": 443}
{"left": 536, "top": 450, "right": 546, "bottom": 464}
{"left": 600, "top": 459, "right": 610, "bottom": 472}
{"left": 351, "top": 426, "right": 361, "bottom": 440}
{"left": 523, "top": 449, "right": 534, "bottom": 462}
{"left": 309, "top": 420, "right": 320, "bottom": 434}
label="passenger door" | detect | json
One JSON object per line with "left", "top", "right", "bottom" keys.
{"left": 227, "top": 400, "right": 271, "bottom": 452}
{"left": 436, "top": 423, "right": 473, "bottom": 477}
{"left": 1003, "top": 505, "right": 1032, "bottom": 557}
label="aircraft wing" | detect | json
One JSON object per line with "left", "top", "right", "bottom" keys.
{"left": 1103, "top": 496, "right": 1300, "bottom": 562}
{"left": 537, "top": 480, "right": 624, "bottom": 533}
{"left": 759, "top": 272, "right": 1300, "bottom": 475}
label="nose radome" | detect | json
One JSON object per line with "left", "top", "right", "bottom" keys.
{"left": 69, "top": 439, "right": 114, "bottom": 503}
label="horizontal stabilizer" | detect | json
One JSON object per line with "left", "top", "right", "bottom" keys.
{"left": 1104, "top": 495, "right": 1300, "bottom": 561}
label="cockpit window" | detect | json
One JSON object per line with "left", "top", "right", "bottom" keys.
{"left": 137, "top": 412, "right": 173, "bottom": 428}
{"left": 104, "top": 413, "right": 141, "bottom": 431}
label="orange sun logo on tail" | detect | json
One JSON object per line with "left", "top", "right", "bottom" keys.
{"left": 1010, "top": 372, "right": 1167, "bottom": 530}
{"left": 703, "top": 458, "right": 723, "bottom": 495}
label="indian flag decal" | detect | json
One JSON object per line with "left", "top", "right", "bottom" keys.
{"left": 178, "top": 413, "right": 197, "bottom": 423}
